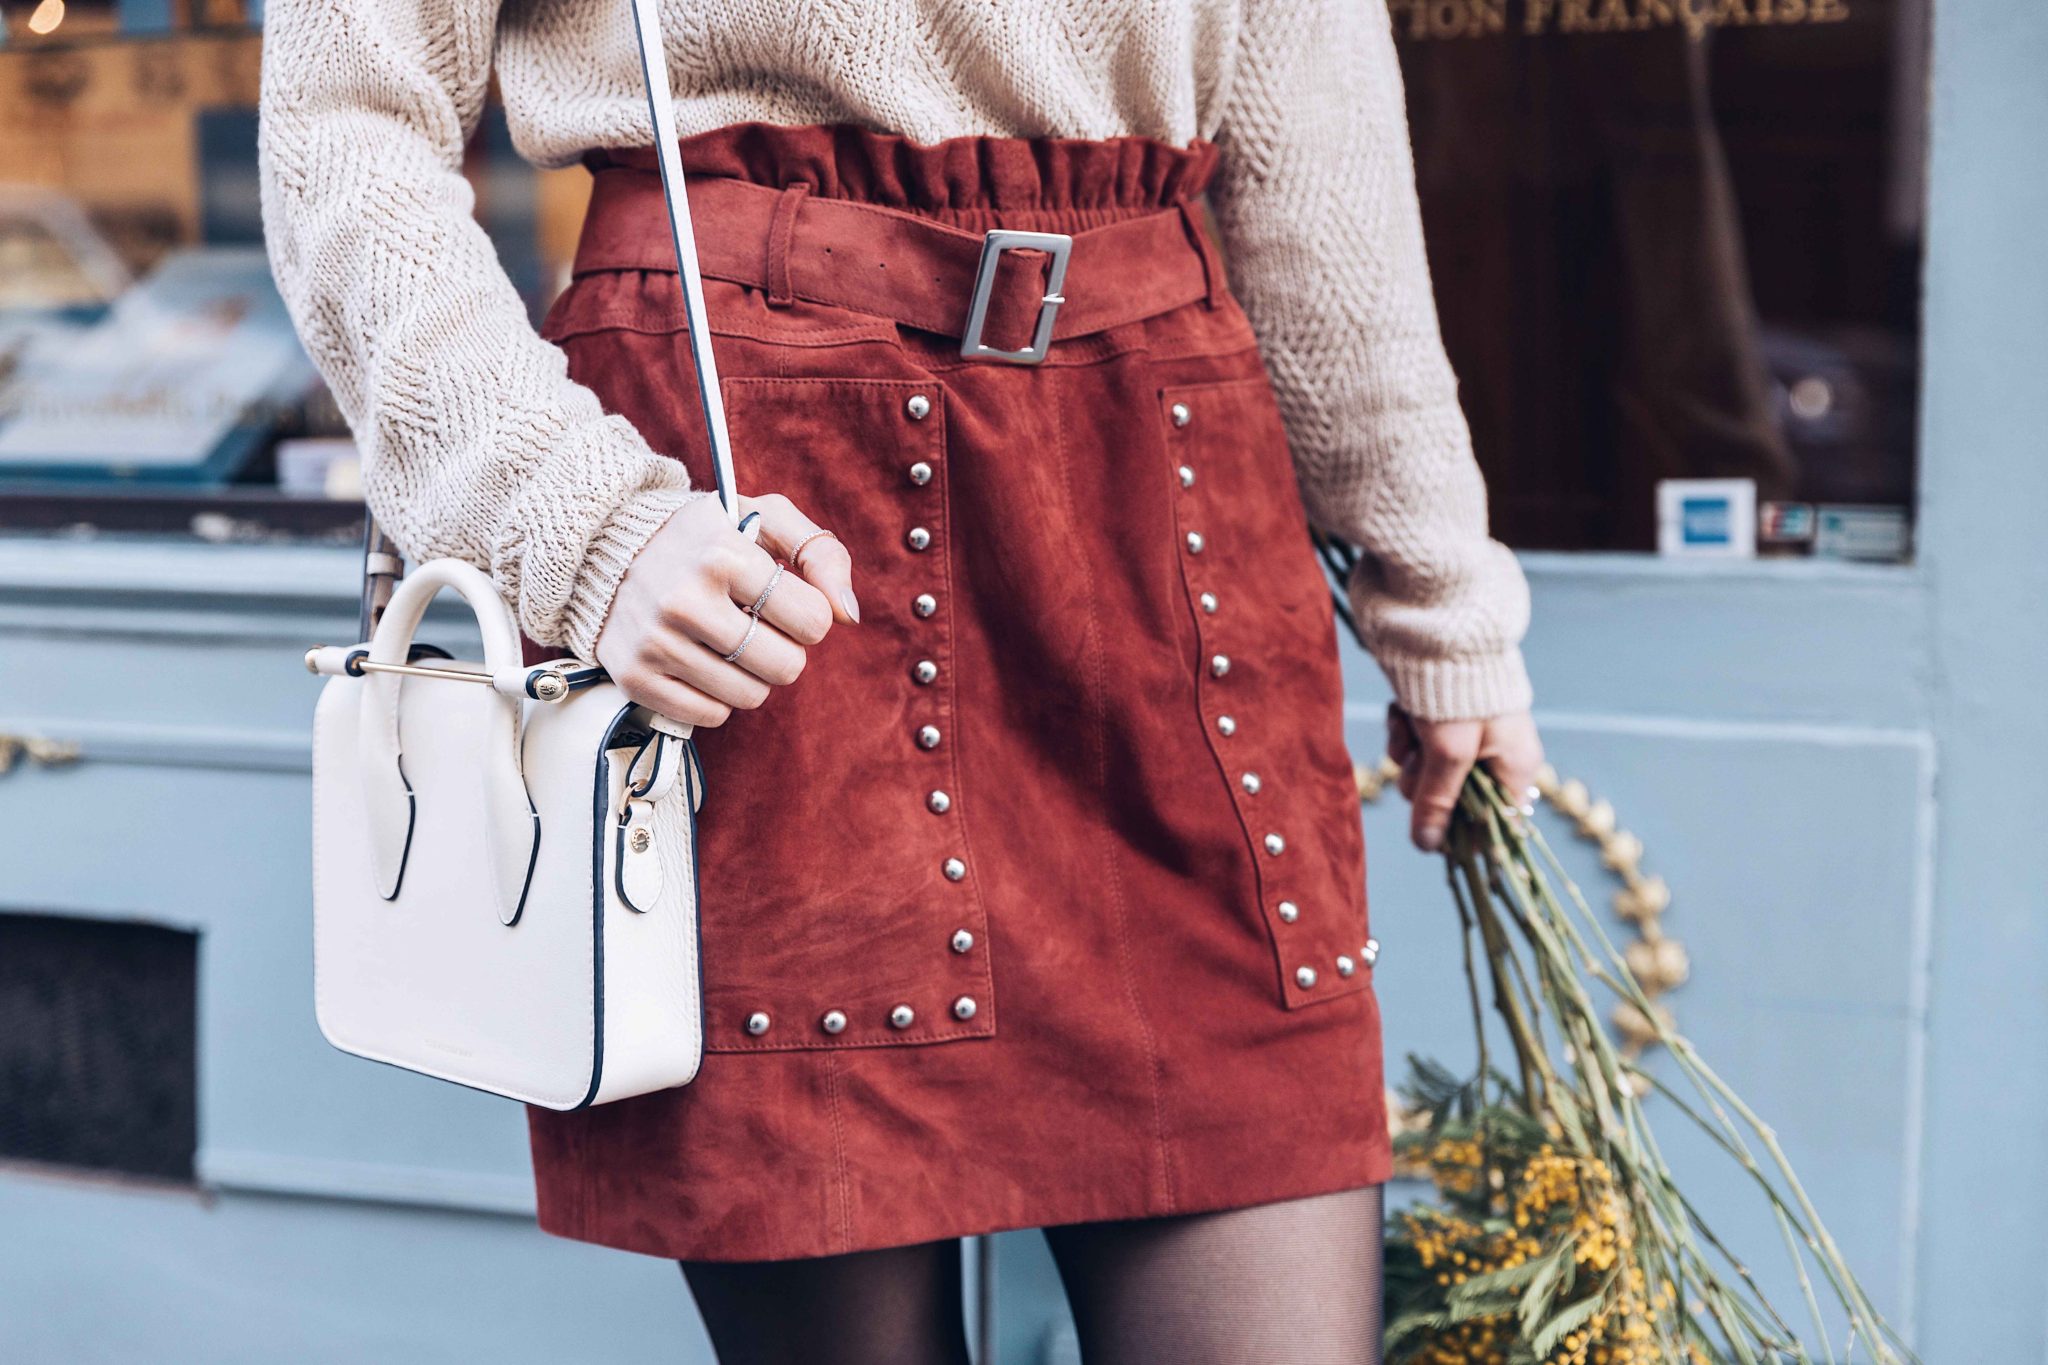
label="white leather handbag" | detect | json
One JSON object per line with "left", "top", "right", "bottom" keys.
{"left": 304, "top": 0, "right": 738, "bottom": 1109}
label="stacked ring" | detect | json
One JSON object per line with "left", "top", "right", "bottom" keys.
{"left": 723, "top": 617, "right": 760, "bottom": 663}
{"left": 787, "top": 528, "right": 839, "bottom": 571}
{"left": 725, "top": 563, "right": 786, "bottom": 663}
{"left": 745, "top": 563, "right": 786, "bottom": 618}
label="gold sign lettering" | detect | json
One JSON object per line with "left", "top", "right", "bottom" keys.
{"left": 1393, "top": 0, "right": 1850, "bottom": 39}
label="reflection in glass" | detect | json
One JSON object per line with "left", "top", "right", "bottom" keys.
{"left": 1394, "top": 0, "right": 1926, "bottom": 556}
{"left": 0, "top": 9, "right": 498, "bottom": 537}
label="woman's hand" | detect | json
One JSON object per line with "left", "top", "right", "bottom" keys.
{"left": 594, "top": 492, "right": 858, "bottom": 727}
{"left": 1386, "top": 704, "right": 1544, "bottom": 852}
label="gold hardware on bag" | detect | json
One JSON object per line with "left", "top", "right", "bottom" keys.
{"left": 304, "top": 648, "right": 577, "bottom": 704}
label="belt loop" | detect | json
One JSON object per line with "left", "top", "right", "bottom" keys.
{"left": 765, "top": 183, "right": 810, "bottom": 309}
{"left": 1177, "top": 199, "right": 1223, "bottom": 311}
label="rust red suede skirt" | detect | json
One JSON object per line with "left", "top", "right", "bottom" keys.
{"left": 524, "top": 122, "right": 1391, "bottom": 1263}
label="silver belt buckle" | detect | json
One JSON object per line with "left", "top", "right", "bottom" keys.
{"left": 959, "top": 229, "right": 1073, "bottom": 365}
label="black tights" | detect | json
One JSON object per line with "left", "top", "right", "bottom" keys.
{"left": 679, "top": 1184, "right": 1384, "bottom": 1365}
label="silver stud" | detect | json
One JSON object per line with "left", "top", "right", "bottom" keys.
{"left": 1210, "top": 654, "right": 1231, "bottom": 678}
{"left": 1185, "top": 531, "right": 1205, "bottom": 555}
{"left": 914, "top": 659, "right": 939, "bottom": 684}
{"left": 1216, "top": 715, "right": 1236, "bottom": 737}
{"left": 1362, "top": 938, "right": 1380, "bottom": 966}
{"left": 928, "top": 790, "right": 952, "bottom": 814}
{"left": 914, "top": 592, "right": 938, "bottom": 618}
{"left": 943, "top": 857, "right": 967, "bottom": 881}
{"left": 908, "top": 461, "right": 933, "bottom": 486}
{"left": 906, "top": 394, "right": 932, "bottom": 420}
{"left": 907, "top": 526, "right": 932, "bottom": 551}
{"left": 820, "top": 1009, "right": 848, "bottom": 1034}
{"left": 1336, "top": 955, "right": 1356, "bottom": 978}
{"left": 1241, "top": 771, "right": 1262, "bottom": 795}
{"left": 745, "top": 1011, "right": 772, "bottom": 1036}
{"left": 952, "top": 995, "right": 978, "bottom": 1020}
{"left": 951, "top": 928, "right": 975, "bottom": 953}
{"left": 1178, "top": 465, "right": 1196, "bottom": 489}
{"left": 918, "top": 724, "right": 942, "bottom": 749}
{"left": 1295, "top": 965, "right": 1318, "bottom": 989}
{"left": 1170, "top": 402, "right": 1191, "bottom": 428}
{"left": 1277, "top": 900, "right": 1300, "bottom": 923}
{"left": 1199, "top": 591, "right": 1218, "bottom": 614}
{"left": 1264, "top": 832, "right": 1286, "bottom": 856}
{"left": 889, "top": 1004, "right": 915, "bottom": 1029}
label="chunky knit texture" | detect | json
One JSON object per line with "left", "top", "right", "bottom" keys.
{"left": 257, "top": 0, "right": 1532, "bottom": 719}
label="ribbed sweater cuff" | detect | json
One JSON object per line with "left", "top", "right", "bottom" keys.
{"left": 560, "top": 487, "right": 709, "bottom": 662}
{"left": 1377, "top": 647, "right": 1534, "bottom": 723}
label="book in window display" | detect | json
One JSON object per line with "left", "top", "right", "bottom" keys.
{"left": 0, "top": 245, "right": 315, "bottom": 484}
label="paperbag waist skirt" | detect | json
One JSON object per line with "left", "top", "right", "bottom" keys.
{"left": 524, "top": 122, "right": 1391, "bottom": 1262}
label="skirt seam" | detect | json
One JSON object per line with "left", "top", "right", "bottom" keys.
{"left": 826, "top": 1051, "right": 853, "bottom": 1251}
{"left": 1052, "top": 372, "right": 1180, "bottom": 1215}
{"left": 919, "top": 327, "right": 1259, "bottom": 374}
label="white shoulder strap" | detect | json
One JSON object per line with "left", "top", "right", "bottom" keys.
{"left": 357, "top": 0, "right": 743, "bottom": 639}
{"left": 626, "top": 0, "right": 740, "bottom": 527}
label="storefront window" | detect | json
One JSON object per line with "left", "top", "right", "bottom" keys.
{"left": 0, "top": 3, "right": 1927, "bottom": 562}
{"left": 1392, "top": 0, "right": 1927, "bottom": 559}
{"left": 0, "top": 1, "right": 589, "bottom": 542}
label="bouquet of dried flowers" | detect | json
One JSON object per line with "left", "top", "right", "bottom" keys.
{"left": 1318, "top": 536, "right": 1912, "bottom": 1365}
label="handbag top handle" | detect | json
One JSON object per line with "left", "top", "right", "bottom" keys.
{"left": 359, "top": 0, "right": 741, "bottom": 642}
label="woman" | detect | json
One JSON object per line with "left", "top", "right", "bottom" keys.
{"left": 259, "top": 1, "right": 1541, "bottom": 1360}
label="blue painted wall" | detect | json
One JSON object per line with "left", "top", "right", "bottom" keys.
{"left": 2, "top": 3, "right": 2043, "bottom": 1361}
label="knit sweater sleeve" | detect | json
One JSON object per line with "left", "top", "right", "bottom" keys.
{"left": 257, "top": 0, "right": 706, "bottom": 660}
{"left": 1207, "top": 0, "right": 1533, "bottom": 721}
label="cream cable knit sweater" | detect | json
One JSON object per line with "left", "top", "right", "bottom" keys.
{"left": 257, "top": 0, "right": 1533, "bottom": 720}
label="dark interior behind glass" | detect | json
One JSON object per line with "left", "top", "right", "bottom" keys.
{"left": 0, "top": 2, "right": 1927, "bottom": 559}
{"left": 1393, "top": 0, "right": 1925, "bottom": 553}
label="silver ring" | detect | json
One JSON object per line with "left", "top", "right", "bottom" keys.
{"left": 722, "top": 614, "right": 761, "bottom": 664}
{"left": 789, "top": 528, "right": 838, "bottom": 569}
{"left": 745, "top": 563, "right": 785, "bottom": 619}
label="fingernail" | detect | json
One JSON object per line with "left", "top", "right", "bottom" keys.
{"left": 839, "top": 587, "right": 861, "bottom": 623}
{"left": 1418, "top": 826, "right": 1444, "bottom": 852}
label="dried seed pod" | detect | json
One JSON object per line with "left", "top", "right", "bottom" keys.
{"left": 1601, "top": 829, "right": 1644, "bottom": 873}
{"left": 1556, "top": 778, "right": 1592, "bottom": 818}
{"left": 1611, "top": 1000, "right": 1672, "bottom": 1047}
{"left": 1626, "top": 938, "right": 1691, "bottom": 990}
{"left": 1654, "top": 938, "right": 1691, "bottom": 987}
{"left": 1581, "top": 798, "right": 1617, "bottom": 838}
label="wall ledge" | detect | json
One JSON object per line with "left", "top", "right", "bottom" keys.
{"left": 0, "top": 534, "right": 359, "bottom": 607}
{"left": 0, "top": 534, "right": 1926, "bottom": 604}
{"left": 1519, "top": 549, "right": 1925, "bottom": 588}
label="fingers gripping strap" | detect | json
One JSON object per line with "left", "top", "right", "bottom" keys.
{"left": 357, "top": 561, "right": 540, "bottom": 925}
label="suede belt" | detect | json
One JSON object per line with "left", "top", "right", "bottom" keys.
{"left": 574, "top": 162, "right": 1224, "bottom": 356}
